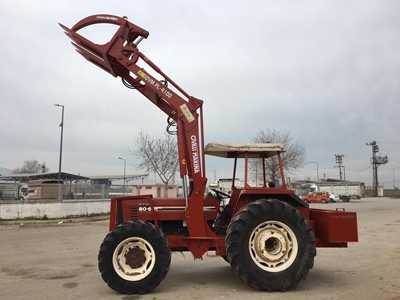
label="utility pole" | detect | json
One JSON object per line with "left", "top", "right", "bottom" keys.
{"left": 366, "top": 141, "right": 388, "bottom": 197}
{"left": 335, "top": 155, "right": 344, "bottom": 180}
{"left": 55, "top": 104, "right": 64, "bottom": 201}
{"left": 118, "top": 157, "right": 126, "bottom": 195}
{"left": 309, "top": 161, "right": 319, "bottom": 182}
{"left": 342, "top": 165, "right": 345, "bottom": 181}
{"left": 394, "top": 169, "right": 396, "bottom": 190}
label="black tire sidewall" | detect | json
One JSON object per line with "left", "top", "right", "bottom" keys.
{"left": 226, "top": 199, "right": 315, "bottom": 290}
{"left": 98, "top": 221, "right": 171, "bottom": 294}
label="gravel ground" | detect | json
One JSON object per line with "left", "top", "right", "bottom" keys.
{"left": 0, "top": 197, "right": 399, "bottom": 300}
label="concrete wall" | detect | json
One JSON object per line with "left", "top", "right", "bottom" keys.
{"left": 364, "top": 189, "right": 400, "bottom": 198}
{"left": 0, "top": 199, "right": 110, "bottom": 220}
{"left": 383, "top": 189, "right": 400, "bottom": 197}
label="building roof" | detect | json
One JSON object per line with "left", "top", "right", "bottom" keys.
{"left": 88, "top": 174, "right": 148, "bottom": 181}
{"left": 0, "top": 172, "right": 90, "bottom": 182}
{"left": 0, "top": 172, "right": 148, "bottom": 182}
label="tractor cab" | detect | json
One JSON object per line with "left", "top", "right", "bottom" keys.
{"left": 205, "top": 142, "right": 288, "bottom": 190}
{"left": 205, "top": 142, "right": 306, "bottom": 235}
{"left": 205, "top": 142, "right": 305, "bottom": 205}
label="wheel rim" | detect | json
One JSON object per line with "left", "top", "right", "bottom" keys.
{"left": 249, "top": 220, "right": 298, "bottom": 273}
{"left": 113, "top": 237, "right": 156, "bottom": 281}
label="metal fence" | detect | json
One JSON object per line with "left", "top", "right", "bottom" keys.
{"left": 0, "top": 183, "right": 129, "bottom": 201}
{"left": 62, "top": 183, "right": 129, "bottom": 200}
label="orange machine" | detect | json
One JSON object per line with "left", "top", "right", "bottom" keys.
{"left": 60, "top": 15, "right": 358, "bottom": 295}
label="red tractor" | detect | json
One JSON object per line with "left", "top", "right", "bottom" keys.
{"left": 60, "top": 15, "right": 358, "bottom": 295}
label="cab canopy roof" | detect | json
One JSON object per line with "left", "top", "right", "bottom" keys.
{"left": 204, "top": 143, "right": 286, "bottom": 158}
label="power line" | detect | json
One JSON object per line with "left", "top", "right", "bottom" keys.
{"left": 378, "top": 141, "right": 400, "bottom": 144}
{"left": 388, "top": 162, "right": 400, "bottom": 169}
{"left": 345, "top": 166, "right": 371, "bottom": 177}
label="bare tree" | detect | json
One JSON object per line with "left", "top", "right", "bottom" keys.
{"left": 13, "top": 160, "right": 49, "bottom": 174}
{"left": 250, "top": 128, "right": 306, "bottom": 184}
{"left": 130, "top": 130, "right": 179, "bottom": 197}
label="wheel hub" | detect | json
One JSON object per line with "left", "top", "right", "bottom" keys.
{"left": 249, "top": 221, "right": 298, "bottom": 272}
{"left": 112, "top": 237, "right": 156, "bottom": 281}
{"left": 257, "top": 228, "right": 288, "bottom": 262}
{"left": 125, "top": 246, "right": 146, "bottom": 269}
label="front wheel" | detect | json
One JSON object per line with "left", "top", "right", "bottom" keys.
{"left": 341, "top": 196, "right": 350, "bottom": 202}
{"left": 98, "top": 221, "right": 171, "bottom": 294}
{"left": 226, "top": 199, "right": 316, "bottom": 292}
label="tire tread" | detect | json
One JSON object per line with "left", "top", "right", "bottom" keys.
{"left": 226, "top": 199, "right": 316, "bottom": 292}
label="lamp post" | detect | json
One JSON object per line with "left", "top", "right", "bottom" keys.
{"left": 55, "top": 104, "right": 64, "bottom": 200}
{"left": 310, "top": 161, "right": 319, "bottom": 182}
{"left": 118, "top": 157, "right": 126, "bottom": 195}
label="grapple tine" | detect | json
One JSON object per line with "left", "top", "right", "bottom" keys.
{"left": 65, "top": 29, "right": 105, "bottom": 58}
{"left": 58, "top": 23, "right": 69, "bottom": 32}
{"left": 74, "top": 47, "right": 115, "bottom": 76}
{"left": 59, "top": 15, "right": 149, "bottom": 78}
{"left": 70, "top": 39, "right": 117, "bottom": 76}
{"left": 60, "top": 24, "right": 115, "bottom": 76}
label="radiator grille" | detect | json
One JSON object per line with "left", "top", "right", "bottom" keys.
{"left": 130, "top": 207, "right": 138, "bottom": 220}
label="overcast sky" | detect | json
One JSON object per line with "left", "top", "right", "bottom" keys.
{"left": 1, "top": 1, "right": 399, "bottom": 188}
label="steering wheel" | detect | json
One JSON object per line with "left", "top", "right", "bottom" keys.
{"left": 211, "top": 189, "right": 231, "bottom": 200}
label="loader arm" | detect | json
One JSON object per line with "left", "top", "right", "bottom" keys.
{"left": 60, "top": 15, "right": 209, "bottom": 237}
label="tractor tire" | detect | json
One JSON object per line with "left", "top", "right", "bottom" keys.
{"left": 98, "top": 221, "right": 171, "bottom": 295}
{"left": 222, "top": 255, "right": 229, "bottom": 263}
{"left": 225, "top": 199, "right": 316, "bottom": 292}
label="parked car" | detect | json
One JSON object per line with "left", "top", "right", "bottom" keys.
{"left": 302, "top": 191, "right": 330, "bottom": 203}
{"left": 328, "top": 192, "right": 340, "bottom": 203}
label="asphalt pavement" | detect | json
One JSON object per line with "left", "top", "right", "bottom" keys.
{"left": 1, "top": 197, "right": 399, "bottom": 300}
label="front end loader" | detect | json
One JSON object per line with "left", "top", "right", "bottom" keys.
{"left": 60, "top": 15, "right": 358, "bottom": 294}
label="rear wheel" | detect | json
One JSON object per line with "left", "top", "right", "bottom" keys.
{"left": 98, "top": 221, "right": 171, "bottom": 294}
{"left": 226, "top": 199, "right": 316, "bottom": 292}
{"left": 341, "top": 196, "right": 350, "bottom": 202}
{"left": 322, "top": 199, "right": 326, "bottom": 204}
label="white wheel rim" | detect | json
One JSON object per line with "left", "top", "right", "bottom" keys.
{"left": 113, "top": 237, "right": 156, "bottom": 281}
{"left": 249, "top": 220, "right": 298, "bottom": 273}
